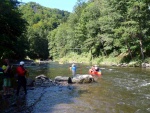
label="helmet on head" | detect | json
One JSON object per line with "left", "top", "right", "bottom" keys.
{"left": 20, "top": 61, "right": 25, "bottom": 65}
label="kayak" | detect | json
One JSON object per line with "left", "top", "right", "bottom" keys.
{"left": 89, "top": 69, "right": 102, "bottom": 77}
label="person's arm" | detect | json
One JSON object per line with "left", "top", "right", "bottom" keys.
{"left": 22, "top": 67, "right": 27, "bottom": 75}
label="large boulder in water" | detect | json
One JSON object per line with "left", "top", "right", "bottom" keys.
{"left": 54, "top": 76, "right": 69, "bottom": 82}
{"left": 34, "top": 74, "right": 53, "bottom": 87}
{"left": 35, "top": 74, "right": 49, "bottom": 80}
{"left": 54, "top": 74, "right": 94, "bottom": 84}
{"left": 71, "top": 74, "right": 94, "bottom": 83}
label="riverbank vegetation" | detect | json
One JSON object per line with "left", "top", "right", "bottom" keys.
{"left": 55, "top": 52, "right": 150, "bottom": 67}
{"left": 1, "top": 0, "right": 150, "bottom": 66}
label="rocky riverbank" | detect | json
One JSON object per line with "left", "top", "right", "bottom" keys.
{"left": 105, "top": 62, "right": 150, "bottom": 68}
{"left": 0, "top": 74, "right": 96, "bottom": 113}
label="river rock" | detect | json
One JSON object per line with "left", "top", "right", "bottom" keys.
{"left": 54, "top": 76, "right": 69, "bottom": 82}
{"left": 142, "top": 63, "right": 150, "bottom": 68}
{"left": 34, "top": 74, "right": 53, "bottom": 87}
{"left": 34, "top": 74, "right": 95, "bottom": 87}
{"left": 71, "top": 74, "right": 94, "bottom": 83}
{"left": 54, "top": 74, "right": 94, "bottom": 84}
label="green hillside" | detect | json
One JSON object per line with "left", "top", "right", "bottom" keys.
{"left": 1, "top": 0, "right": 150, "bottom": 65}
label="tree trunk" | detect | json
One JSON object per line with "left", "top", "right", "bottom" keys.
{"left": 139, "top": 39, "right": 144, "bottom": 61}
{"left": 139, "top": 35, "right": 144, "bottom": 61}
{"left": 126, "top": 40, "right": 132, "bottom": 59}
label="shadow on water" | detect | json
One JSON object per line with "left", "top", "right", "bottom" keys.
{"left": 0, "top": 87, "right": 76, "bottom": 113}
{"left": 0, "top": 84, "right": 89, "bottom": 113}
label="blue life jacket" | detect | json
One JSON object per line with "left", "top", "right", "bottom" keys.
{"left": 72, "top": 66, "right": 76, "bottom": 71}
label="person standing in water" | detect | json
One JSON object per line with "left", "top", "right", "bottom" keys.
{"left": 71, "top": 63, "right": 77, "bottom": 77}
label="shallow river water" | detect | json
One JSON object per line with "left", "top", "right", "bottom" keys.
{"left": 1, "top": 62, "right": 150, "bottom": 113}
{"left": 25, "top": 62, "right": 150, "bottom": 113}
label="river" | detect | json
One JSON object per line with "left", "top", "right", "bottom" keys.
{"left": 1, "top": 61, "right": 150, "bottom": 113}
{"left": 25, "top": 62, "right": 150, "bottom": 113}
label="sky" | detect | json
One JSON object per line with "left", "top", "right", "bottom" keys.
{"left": 18, "top": 0, "right": 78, "bottom": 12}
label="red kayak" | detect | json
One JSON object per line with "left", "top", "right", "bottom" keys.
{"left": 89, "top": 69, "right": 102, "bottom": 77}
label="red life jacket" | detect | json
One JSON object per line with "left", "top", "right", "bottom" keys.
{"left": 16, "top": 66, "right": 26, "bottom": 76}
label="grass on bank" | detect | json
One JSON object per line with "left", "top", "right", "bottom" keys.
{"left": 54, "top": 52, "right": 150, "bottom": 66}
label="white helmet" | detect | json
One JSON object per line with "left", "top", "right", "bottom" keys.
{"left": 20, "top": 61, "right": 25, "bottom": 65}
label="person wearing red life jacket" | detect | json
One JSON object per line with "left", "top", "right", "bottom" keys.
{"left": 16, "top": 61, "right": 27, "bottom": 96}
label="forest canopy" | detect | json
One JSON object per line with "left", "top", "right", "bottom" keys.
{"left": 48, "top": 0, "right": 150, "bottom": 62}
{"left": 1, "top": 0, "right": 150, "bottom": 63}
{"left": 0, "top": 0, "right": 27, "bottom": 59}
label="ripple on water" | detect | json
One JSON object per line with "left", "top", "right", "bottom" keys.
{"left": 12, "top": 63, "right": 150, "bottom": 113}
{"left": 139, "top": 82, "right": 150, "bottom": 87}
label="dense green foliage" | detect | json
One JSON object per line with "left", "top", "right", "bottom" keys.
{"left": 19, "top": 2, "right": 70, "bottom": 59}
{"left": 0, "top": 0, "right": 27, "bottom": 59}
{"left": 1, "top": 0, "right": 150, "bottom": 63}
{"left": 0, "top": 1, "right": 70, "bottom": 60}
{"left": 48, "top": 0, "right": 150, "bottom": 62}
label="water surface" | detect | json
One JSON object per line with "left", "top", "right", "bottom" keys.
{"left": 25, "top": 62, "right": 150, "bottom": 113}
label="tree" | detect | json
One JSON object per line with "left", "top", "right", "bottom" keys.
{"left": 111, "top": 0, "right": 150, "bottom": 61}
{"left": 0, "top": 0, "right": 27, "bottom": 59}
{"left": 19, "top": 2, "right": 70, "bottom": 59}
